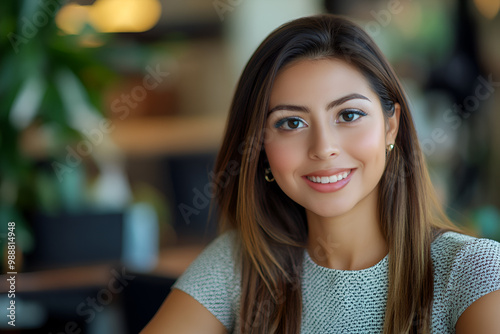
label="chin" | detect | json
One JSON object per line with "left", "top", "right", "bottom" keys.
{"left": 305, "top": 203, "right": 356, "bottom": 220}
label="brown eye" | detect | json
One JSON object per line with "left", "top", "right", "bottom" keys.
{"left": 287, "top": 119, "right": 301, "bottom": 128}
{"left": 337, "top": 110, "right": 366, "bottom": 123}
{"left": 341, "top": 113, "right": 356, "bottom": 122}
{"left": 274, "top": 117, "right": 307, "bottom": 130}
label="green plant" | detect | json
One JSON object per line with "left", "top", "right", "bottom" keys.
{"left": 0, "top": 0, "right": 115, "bottom": 262}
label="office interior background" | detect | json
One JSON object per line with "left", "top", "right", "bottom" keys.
{"left": 1, "top": 0, "right": 500, "bottom": 332}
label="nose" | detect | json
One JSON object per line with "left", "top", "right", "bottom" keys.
{"left": 308, "top": 124, "right": 340, "bottom": 160}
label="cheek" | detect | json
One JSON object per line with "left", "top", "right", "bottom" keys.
{"left": 344, "top": 124, "right": 386, "bottom": 173}
{"left": 351, "top": 128, "right": 384, "bottom": 152}
{"left": 264, "top": 143, "right": 290, "bottom": 173}
{"left": 264, "top": 136, "right": 303, "bottom": 177}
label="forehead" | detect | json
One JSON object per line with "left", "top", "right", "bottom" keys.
{"left": 270, "top": 58, "right": 376, "bottom": 103}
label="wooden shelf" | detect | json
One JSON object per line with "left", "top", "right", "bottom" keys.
{"left": 110, "top": 115, "right": 227, "bottom": 156}
{"left": 20, "top": 115, "right": 227, "bottom": 158}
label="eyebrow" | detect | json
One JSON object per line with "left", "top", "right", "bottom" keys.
{"left": 268, "top": 93, "right": 371, "bottom": 114}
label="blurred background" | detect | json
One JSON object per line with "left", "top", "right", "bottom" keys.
{"left": 0, "top": 0, "right": 499, "bottom": 332}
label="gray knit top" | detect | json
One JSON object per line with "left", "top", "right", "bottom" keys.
{"left": 173, "top": 231, "right": 500, "bottom": 333}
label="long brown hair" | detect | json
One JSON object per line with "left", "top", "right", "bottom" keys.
{"left": 214, "top": 14, "right": 460, "bottom": 333}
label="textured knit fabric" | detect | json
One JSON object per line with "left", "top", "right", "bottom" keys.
{"left": 173, "top": 231, "right": 500, "bottom": 333}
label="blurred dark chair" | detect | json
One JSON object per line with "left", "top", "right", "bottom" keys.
{"left": 121, "top": 273, "right": 176, "bottom": 334}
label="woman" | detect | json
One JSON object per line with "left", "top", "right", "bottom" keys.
{"left": 142, "top": 14, "right": 500, "bottom": 333}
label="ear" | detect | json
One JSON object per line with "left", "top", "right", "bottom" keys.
{"left": 386, "top": 102, "right": 400, "bottom": 145}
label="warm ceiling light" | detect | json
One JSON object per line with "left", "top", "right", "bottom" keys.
{"left": 474, "top": 0, "right": 500, "bottom": 19}
{"left": 55, "top": 0, "right": 161, "bottom": 34}
{"left": 88, "top": 0, "right": 162, "bottom": 33}
{"left": 55, "top": 3, "right": 90, "bottom": 35}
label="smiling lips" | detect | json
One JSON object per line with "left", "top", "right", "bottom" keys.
{"left": 306, "top": 170, "right": 351, "bottom": 184}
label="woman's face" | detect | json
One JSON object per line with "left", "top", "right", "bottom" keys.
{"left": 264, "top": 58, "right": 399, "bottom": 220}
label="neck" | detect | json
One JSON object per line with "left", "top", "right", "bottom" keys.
{"left": 306, "top": 189, "right": 388, "bottom": 270}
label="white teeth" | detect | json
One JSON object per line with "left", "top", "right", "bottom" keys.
{"left": 307, "top": 170, "right": 351, "bottom": 184}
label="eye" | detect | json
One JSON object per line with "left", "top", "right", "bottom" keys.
{"left": 274, "top": 117, "right": 307, "bottom": 130}
{"left": 337, "top": 109, "right": 367, "bottom": 123}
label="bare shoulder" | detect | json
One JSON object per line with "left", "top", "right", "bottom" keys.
{"left": 140, "top": 288, "right": 228, "bottom": 334}
{"left": 456, "top": 289, "right": 500, "bottom": 334}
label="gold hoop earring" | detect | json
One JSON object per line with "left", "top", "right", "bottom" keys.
{"left": 265, "top": 168, "right": 275, "bottom": 182}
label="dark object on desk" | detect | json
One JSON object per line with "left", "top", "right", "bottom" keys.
{"left": 164, "top": 153, "right": 218, "bottom": 238}
{"left": 25, "top": 212, "right": 123, "bottom": 271}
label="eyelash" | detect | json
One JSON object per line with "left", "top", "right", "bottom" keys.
{"left": 337, "top": 109, "right": 367, "bottom": 123}
{"left": 273, "top": 109, "right": 367, "bottom": 130}
{"left": 274, "top": 117, "right": 307, "bottom": 130}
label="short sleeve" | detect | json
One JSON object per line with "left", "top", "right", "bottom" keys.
{"left": 172, "top": 231, "right": 240, "bottom": 332}
{"left": 447, "top": 238, "right": 500, "bottom": 326}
